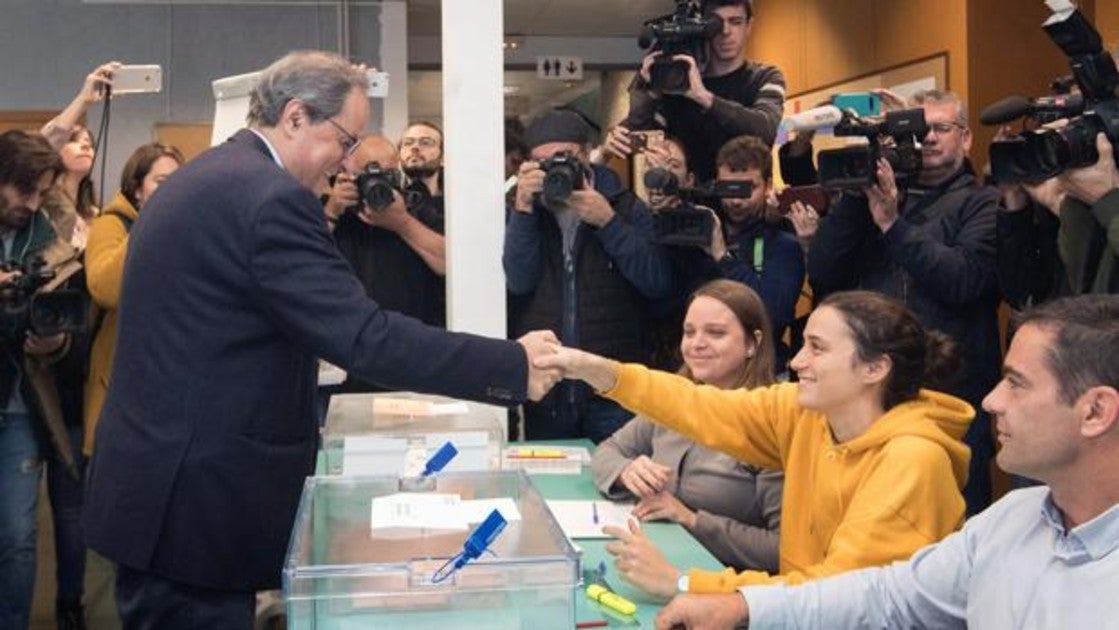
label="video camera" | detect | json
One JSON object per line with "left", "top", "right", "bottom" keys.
{"left": 346, "top": 162, "right": 429, "bottom": 214}
{"left": 816, "top": 108, "right": 928, "bottom": 190}
{"left": 537, "top": 151, "right": 589, "bottom": 206}
{"left": 644, "top": 167, "right": 753, "bottom": 247}
{"left": 985, "top": 5, "right": 1119, "bottom": 184}
{"left": 0, "top": 258, "right": 87, "bottom": 341}
{"left": 638, "top": 0, "right": 722, "bottom": 93}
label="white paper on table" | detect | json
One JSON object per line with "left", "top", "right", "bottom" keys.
{"left": 424, "top": 431, "right": 492, "bottom": 471}
{"left": 545, "top": 500, "right": 635, "bottom": 539}
{"left": 342, "top": 436, "right": 408, "bottom": 476}
{"left": 459, "top": 498, "right": 522, "bottom": 523}
{"left": 370, "top": 492, "right": 468, "bottom": 531}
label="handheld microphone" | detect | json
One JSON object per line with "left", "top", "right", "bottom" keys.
{"left": 979, "top": 93, "right": 1084, "bottom": 126}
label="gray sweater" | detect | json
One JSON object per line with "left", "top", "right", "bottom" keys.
{"left": 592, "top": 415, "right": 783, "bottom": 572}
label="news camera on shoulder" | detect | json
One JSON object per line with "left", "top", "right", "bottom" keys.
{"left": 984, "top": 5, "right": 1118, "bottom": 184}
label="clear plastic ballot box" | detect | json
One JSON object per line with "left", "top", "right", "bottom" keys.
{"left": 283, "top": 471, "right": 580, "bottom": 629}
{"left": 320, "top": 392, "right": 505, "bottom": 477}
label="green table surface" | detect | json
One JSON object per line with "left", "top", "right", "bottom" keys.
{"left": 514, "top": 440, "right": 723, "bottom": 628}
{"left": 307, "top": 439, "right": 723, "bottom": 628}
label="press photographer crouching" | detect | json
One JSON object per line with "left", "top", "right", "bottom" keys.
{"left": 324, "top": 134, "right": 446, "bottom": 329}
{"left": 0, "top": 130, "right": 90, "bottom": 630}
{"left": 505, "top": 109, "right": 672, "bottom": 442}
{"left": 808, "top": 89, "right": 1001, "bottom": 515}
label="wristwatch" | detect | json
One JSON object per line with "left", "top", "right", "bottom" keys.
{"left": 677, "top": 574, "right": 690, "bottom": 593}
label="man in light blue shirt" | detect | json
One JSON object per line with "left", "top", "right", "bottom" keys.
{"left": 654, "top": 293, "right": 1119, "bottom": 629}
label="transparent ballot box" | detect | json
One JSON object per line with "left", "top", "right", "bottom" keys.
{"left": 283, "top": 471, "right": 580, "bottom": 629}
{"left": 321, "top": 392, "right": 505, "bottom": 476}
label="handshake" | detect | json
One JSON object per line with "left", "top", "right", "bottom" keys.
{"left": 515, "top": 331, "right": 621, "bottom": 401}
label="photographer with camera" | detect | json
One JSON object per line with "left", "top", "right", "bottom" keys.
{"left": 505, "top": 109, "right": 672, "bottom": 442}
{"left": 705, "top": 135, "right": 804, "bottom": 371}
{"left": 324, "top": 133, "right": 447, "bottom": 328}
{"left": 808, "top": 89, "right": 1000, "bottom": 515}
{"left": 400, "top": 121, "right": 445, "bottom": 202}
{"left": 0, "top": 130, "right": 75, "bottom": 630}
{"left": 605, "top": 0, "right": 785, "bottom": 184}
{"left": 1057, "top": 132, "right": 1119, "bottom": 294}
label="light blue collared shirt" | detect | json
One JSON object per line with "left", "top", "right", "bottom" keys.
{"left": 743, "top": 486, "right": 1119, "bottom": 629}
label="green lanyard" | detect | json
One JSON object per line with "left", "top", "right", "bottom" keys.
{"left": 752, "top": 236, "right": 765, "bottom": 274}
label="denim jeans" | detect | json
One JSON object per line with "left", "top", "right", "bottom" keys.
{"left": 46, "top": 423, "right": 86, "bottom": 604}
{"left": 0, "top": 412, "right": 44, "bottom": 630}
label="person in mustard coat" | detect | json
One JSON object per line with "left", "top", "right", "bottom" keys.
{"left": 82, "top": 143, "right": 183, "bottom": 454}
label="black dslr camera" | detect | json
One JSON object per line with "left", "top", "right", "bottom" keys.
{"left": 986, "top": 7, "right": 1118, "bottom": 184}
{"left": 644, "top": 167, "right": 753, "bottom": 247}
{"left": 817, "top": 108, "right": 928, "bottom": 190}
{"left": 638, "top": 0, "right": 723, "bottom": 93}
{"left": 537, "top": 151, "right": 589, "bottom": 206}
{"left": 0, "top": 258, "right": 87, "bottom": 341}
{"left": 352, "top": 161, "right": 405, "bottom": 211}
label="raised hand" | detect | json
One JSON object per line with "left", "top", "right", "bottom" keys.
{"left": 603, "top": 518, "right": 679, "bottom": 601}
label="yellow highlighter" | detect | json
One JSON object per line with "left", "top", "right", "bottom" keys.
{"left": 586, "top": 584, "right": 637, "bottom": 616}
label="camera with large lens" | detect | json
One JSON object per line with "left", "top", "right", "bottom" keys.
{"left": 352, "top": 161, "right": 405, "bottom": 211}
{"left": 816, "top": 108, "right": 928, "bottom": 190}
{"left": 644, "top": 167, "right": 753, "bottom": 247}
{"left": 537, "top": 151, "right": 588, "bottom": 206}
{"left": 985, "top": 6, "right": 1118, "bottom": 184}
{"left": 638, "top": 0, "right": 722, "bottom": 93}
{"left": 0, "top": 259, "right": 87, "bottom": 341}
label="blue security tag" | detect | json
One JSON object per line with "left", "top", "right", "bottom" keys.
{"left": 422, "top": 441, "right": 458, "bottom": 477}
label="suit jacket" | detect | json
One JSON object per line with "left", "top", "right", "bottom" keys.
{"left": 83, "top": 130, "right": 527, "bottom": 591}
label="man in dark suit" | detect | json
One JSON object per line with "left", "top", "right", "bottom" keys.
{"left": 82, "top": 51, "right": 560, "bottom": 629}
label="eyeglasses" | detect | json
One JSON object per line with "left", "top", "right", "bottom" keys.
{"left": 324, "top": 118, "right": 362, "bottom": 157}
{"left": 401, "top": 137, "right": 440, "bottom": 149}
{"left": 928, "top": 121, "right": 966, "bottom": 135}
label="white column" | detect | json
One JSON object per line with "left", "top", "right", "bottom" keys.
{"left": 378, "top": 0, "right": 409, "bottom": 140}
{"left": 441, "top": 0, "right": 506, "bottom": 339}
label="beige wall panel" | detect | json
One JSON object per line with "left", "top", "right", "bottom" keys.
{"left": 803, "top": 0, "right": 877, "bottom": 89}
{"left": 748, "top": 0, "right": 808, "bottom": 93}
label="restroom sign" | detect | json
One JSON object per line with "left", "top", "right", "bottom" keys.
{"left": 537, "top": 56, "right": 584, "bottom": 80}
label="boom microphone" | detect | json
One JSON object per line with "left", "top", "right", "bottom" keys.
{"left": 979, "top": 93, "right": 1084, "bottom": 126}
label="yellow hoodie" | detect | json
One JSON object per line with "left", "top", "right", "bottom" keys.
{"left": 604, "top": 363, "right": 973, "bottom": 591}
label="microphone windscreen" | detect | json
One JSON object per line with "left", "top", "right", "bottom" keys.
{"left": 979, "top": 96, "right": 1031, "bottom": 126}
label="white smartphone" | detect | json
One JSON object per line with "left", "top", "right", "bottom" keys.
{"left": 111, "top": 65, "right": 162, "bottom": 95}
{"left": 366, "top": 69, "right": 389, "bottom": 99}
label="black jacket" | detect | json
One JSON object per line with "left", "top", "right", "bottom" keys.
{"left": 808, "top": 167, "right": 1001, "bottom": 402}
{"left": 83, "top": 130, "right": 528, "bottom": 591}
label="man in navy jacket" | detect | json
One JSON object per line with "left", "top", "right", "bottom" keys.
{"left": 83, "top": 51, "right": 559, "bottom": 628}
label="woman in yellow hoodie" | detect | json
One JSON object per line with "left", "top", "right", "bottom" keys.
{"left": 83, "top": 143, "right": 184, "bottom": 454}
{"left": 539, "top": 290, "right": 973, "bottom": 600}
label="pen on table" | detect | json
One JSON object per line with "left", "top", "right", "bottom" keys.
{"left": 592, "top": 500, "right": 600, "bottom": 525}
{"left": 575, "top": 621, "right": 608, "bottom": 629}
